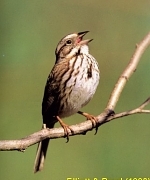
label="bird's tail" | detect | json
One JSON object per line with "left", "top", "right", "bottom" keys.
{"left": 34, "top": 123, "right": 54, "bottom": 173}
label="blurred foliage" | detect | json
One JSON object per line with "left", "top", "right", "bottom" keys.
{"left": 0, "top": 0, "right": 150, "bottom": 179}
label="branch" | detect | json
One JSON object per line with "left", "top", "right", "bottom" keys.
{"left": 106, "top": 32, "right": 150, "bottom": 111}
{"left": 105, "top": 97, "right": 150, "bottom": 123}
{"left": 0, "top": 32, "right": 150, "bottom": 151}
{"left": 0, "top": 97, "right": 150, "bottom": 151}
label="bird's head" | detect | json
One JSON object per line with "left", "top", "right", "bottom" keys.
{"left": 55, "top": 31, "right": 93, "bottom": 60}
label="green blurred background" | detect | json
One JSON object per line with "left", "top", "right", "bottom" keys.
{"left": 0, "top": 0, "right": 150, "bottom": 179}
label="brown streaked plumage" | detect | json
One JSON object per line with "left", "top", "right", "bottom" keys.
{"left": 34, "top": 31, "right": 100, "bottom": 173}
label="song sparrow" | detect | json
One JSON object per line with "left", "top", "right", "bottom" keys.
{"left": 34, "top": 31, "right": 100, "bottom": 173}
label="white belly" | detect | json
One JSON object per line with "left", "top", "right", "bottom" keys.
{"left": 59, "top": 53, "right": 100, "bottom": 118}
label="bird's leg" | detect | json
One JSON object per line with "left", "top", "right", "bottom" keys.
{"left": 42, "top": 124, "right": 47, "bottom": 129}
{"left": 77, "top": 111, "right": 99, "bottom": 134}
{"left": 56, "top": 116, "right": 74, "bottom": 142}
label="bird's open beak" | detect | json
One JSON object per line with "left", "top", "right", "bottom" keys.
{"left": 77, "top": 31, "right": 93, "bottom": 45}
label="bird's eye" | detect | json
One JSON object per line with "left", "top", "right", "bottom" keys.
{"left": 66, "top": 39, "right": 72, "bottom": 45}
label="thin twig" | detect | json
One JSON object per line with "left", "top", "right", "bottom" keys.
{"left": 106, "top": 32, "right": 150, "bottom": 111}
{"left": 105, "top": 97, "right": 150, "bottom": 123}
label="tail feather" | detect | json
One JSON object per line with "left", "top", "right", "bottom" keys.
{"left": 34, "top": 138, "right": 50, "bottom": 173}
{"left": 34, "top": 123, "right": 54, "bottom": 173}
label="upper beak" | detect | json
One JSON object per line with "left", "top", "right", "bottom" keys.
{"left": 77, "top": 31, "right": 93, "bottom": 45}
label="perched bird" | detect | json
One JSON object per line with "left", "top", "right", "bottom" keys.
{"left": 34, "top": 31, "right": 100, "bottom": 173}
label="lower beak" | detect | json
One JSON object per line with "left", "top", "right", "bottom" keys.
{"left": 79, "top": 39, "right": 93, "bottom": 45}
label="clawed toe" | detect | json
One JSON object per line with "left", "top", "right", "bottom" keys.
{"left": 62, "top": 124, "right": 74, "bottom": 142}
{"left": 56, "top": 116, "right": 74, "bottom": 142}
{"left": 78, "top": 111, "right": 99, "bottom": 134}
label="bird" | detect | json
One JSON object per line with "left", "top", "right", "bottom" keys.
{"left": 34, "top": 31, "right": 100, "bottom": 173}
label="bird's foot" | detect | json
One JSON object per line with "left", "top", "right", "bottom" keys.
{"left": 56, "top": 116, "right": 74, "bottom": 142}
{"left": 78, "top": 111, "right": 99, "bottom": 134}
